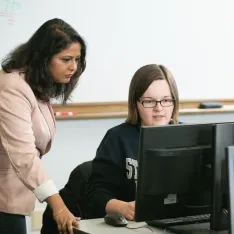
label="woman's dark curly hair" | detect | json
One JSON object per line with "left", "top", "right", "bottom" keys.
{"left": 1, "top": 18, "right": 86, "bottom": 103}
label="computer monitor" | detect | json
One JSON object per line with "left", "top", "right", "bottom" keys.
{"left": 135, "top": 123, "right": 214, "bottom": 223}
{"left": 211, "top": 123, "right": 234, "bottom": 231}
{"left": 226, "top": 145, "right": 234, "bottom": 234}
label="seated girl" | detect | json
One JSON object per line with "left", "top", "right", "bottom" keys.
{"left": 86, "top": 64, "right": 180, "bottom": 220}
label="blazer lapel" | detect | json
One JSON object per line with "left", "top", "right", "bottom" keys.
{"left": 47, "top": 102, "right": 56, "bottom": 128}
{"left": 37, "top": 100, "right": 56, "bottom": 138}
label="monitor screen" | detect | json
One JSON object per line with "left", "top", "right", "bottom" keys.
{"left": 135, "top": 123, "right": 214, "bottom": 222}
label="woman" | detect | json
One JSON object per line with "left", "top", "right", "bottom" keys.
{"left": 86, "top": 64, "right": 180, "bottom": 220}
{"left": 0, "top": 18, "right": 86, "bottom": 234}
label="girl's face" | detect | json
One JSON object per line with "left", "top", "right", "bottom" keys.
{"left": 137, "top": 80, "right": 174, "bottom": 126}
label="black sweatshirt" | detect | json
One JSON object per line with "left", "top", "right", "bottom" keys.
{"left": 86, "top": 122, "right": 140, "bottom": 218}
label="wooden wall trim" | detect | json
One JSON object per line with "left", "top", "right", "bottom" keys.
{"left": 52, "top": 99, "right": 234, "bottom": 120}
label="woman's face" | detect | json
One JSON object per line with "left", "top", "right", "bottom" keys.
{"left": 49, "top": 42, "right": 81, "bottom": 83}
{"left": 137, "top": 80, "right": 174, "bottom": 126}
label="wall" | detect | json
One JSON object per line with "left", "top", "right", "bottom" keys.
{"left": 1, "top": 0, "right": 234, "bottom": 102}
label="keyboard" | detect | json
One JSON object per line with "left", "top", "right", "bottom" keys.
{"left": 147, "top": 214, "right": 210, "bottom": 228}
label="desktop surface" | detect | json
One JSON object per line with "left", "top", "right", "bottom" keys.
{"left": 77, "top": 218, "right": 227, "bottom": 234}
{"left": 77, "top": 218, "right": 160, "bottom": 233}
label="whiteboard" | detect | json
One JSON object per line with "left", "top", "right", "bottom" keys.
{"left": 1, "top": 0, "right": 234, "bottom": 103}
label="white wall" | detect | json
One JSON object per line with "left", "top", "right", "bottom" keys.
{"left": 27, "top": 112, "right": 234, "bottom": 233}
{"left": 1, "top": 0, "right": 234, "bottom": 102}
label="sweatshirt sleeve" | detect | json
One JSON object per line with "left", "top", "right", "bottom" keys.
{"left": 0, "top": 78, "right": 58, "bottom": 202}
{"left": 86, "top": 129, "right": 125, "bottom": 218}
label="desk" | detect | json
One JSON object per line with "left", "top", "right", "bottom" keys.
{"left": 76, "top": 219, "right": 228, "bottom": 234}
{"left": 76, "top": 218, "right": 167, "bottom": 233}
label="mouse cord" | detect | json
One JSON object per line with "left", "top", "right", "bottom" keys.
{"left": 126, "top": 225, "right": 154, "bottom": 233}
{"left": 126, "top": 224, "right": 170, "bottom": 234}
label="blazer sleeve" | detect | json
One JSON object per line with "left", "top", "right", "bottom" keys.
{"left": 86, "top": 129, "right": 125, "bottom": 218}
{"left": 0, "top": 77, "right": 58, "bottom": 202}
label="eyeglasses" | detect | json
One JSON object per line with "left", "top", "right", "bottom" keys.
{"left": 138, "top": 98, "right": 175, "bottom": 108}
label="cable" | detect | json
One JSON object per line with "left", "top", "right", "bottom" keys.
{"left": 222, "top": 208, "right": 228, "bottom": 217}
{"left": 126, "top": 225, "right": 154, "bottom": 233}
{"left": 126, "top": 223, "right": 168, "bottom": 234}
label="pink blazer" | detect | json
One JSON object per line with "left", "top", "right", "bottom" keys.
{"left": 0, "top": 70, "right": 56, "bottom": 215}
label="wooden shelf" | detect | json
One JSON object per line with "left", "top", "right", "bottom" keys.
{"left": 52, "top": 99, "right": 234, "bottom": 120}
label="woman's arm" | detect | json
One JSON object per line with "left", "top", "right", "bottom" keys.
{"left": 0, "top": 76, "right": 79, "bottom": 233}
{"left": 0, "top": 76, "right": 58, "bottom": 200}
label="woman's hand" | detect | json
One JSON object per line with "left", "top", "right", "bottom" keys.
{"left": 53, "top": 206, "right": 80, "bottom": 234}
{"left": 46, "top": 194, "right": 80, "bottom": 234}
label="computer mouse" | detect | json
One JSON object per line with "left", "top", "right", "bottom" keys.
{"left": 104, "top": 213, "right": 128, "bottom": 227}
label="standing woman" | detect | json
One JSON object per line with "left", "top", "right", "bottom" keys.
{"left": 0, "top": 18, "right": 86, "bottom": 234}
